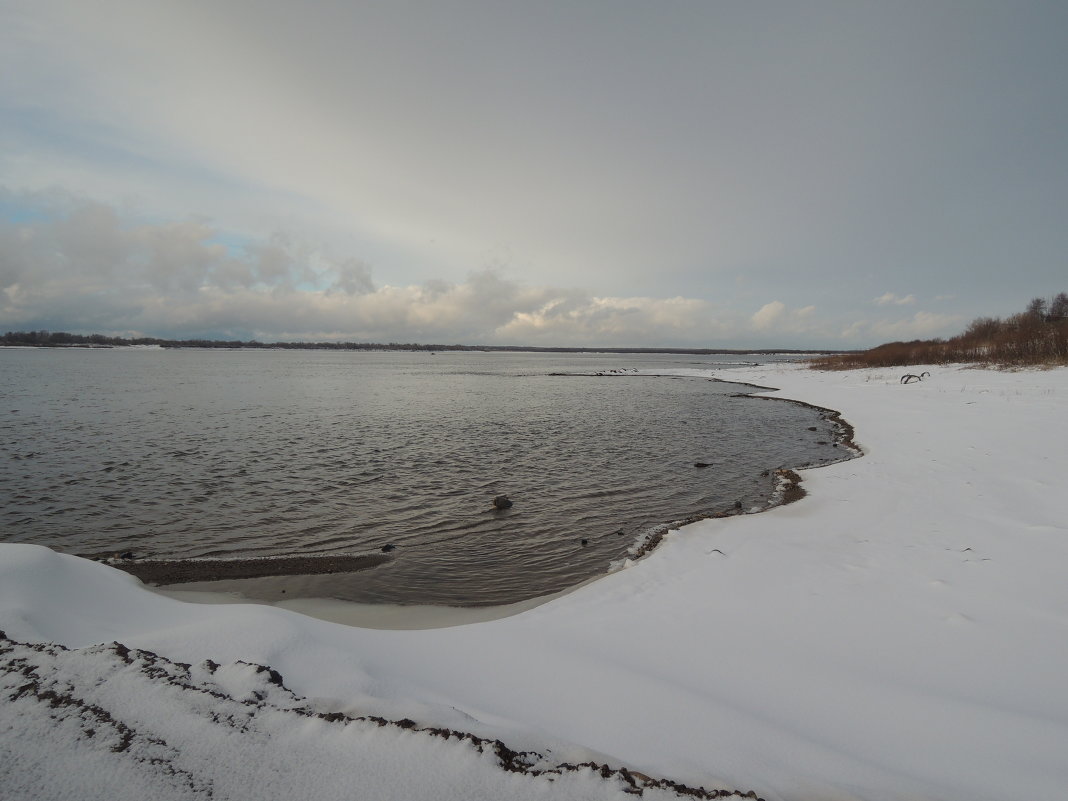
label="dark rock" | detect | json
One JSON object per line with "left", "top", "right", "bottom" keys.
{"left": 580, "top": 539, "right": 589, "bottom": 546}
{"left": 693, "top": 462, "right": 711, "bottom": 468}
{"left": 493, "top": 495, "right": 513, "bottom": 510}
{"left": 119, "top": 551, "right": 134, "bottom": 560}
{"left": 380, "top": 543, "right": 395, "bottom": 553}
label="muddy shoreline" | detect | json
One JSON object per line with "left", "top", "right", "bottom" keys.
{"left": 107, "top": 553, "right": 391, "bottom": 585}
{"left": 101, "top": 373, "right": 858, "bottom": 599}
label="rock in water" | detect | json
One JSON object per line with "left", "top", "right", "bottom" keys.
{"left": 493, "top": 495, "right": 513, "bottom": 510}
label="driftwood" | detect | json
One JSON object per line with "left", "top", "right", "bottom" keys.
{"left": 900, "top": 371, "right": 931, "bottom": 384}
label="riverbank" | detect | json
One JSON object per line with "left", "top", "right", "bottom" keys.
{"left": 3, "top": 362, "right": 1067, "bottom": 800}
{"left": 106, "top": 552, "right": 391, "bottom": 585}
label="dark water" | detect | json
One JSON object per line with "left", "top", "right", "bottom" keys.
{"left": 0, "top": 348, "right": 846, "bottom": 605}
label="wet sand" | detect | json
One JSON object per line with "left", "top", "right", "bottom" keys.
{"left": 153, "top": 580, "right": 593, "bottom": 629}
{"left": 105, "top": 550, "right": 589, "bottom": 629}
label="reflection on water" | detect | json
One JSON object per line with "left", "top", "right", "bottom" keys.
{"left": 1, "top": 349, "right": 846, "bottom": 605}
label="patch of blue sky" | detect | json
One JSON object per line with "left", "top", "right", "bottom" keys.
{"left": 2, "top": 104, "right": 257, "bottom": 207}
{"left": 0, "top": 196, "right": 53, "bottom": 224}
{"left": 205, "top": 230, "right": 257, "bottom": 259}
{"left": 292, "top": 252, "right": 341, "bottom": 293}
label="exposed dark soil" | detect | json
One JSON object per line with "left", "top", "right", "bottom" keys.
{"left": 103, "top": 553, "right": 391, "bottom": 586}
{"left": 2, "top": 631, "right": 765, "bottom": 800}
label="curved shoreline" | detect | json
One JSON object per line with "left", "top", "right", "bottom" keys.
{"left": 729, "top": 384, "right": 861, "bottom": 456}
{"left": 619, "top": 375, "right": 859, "bottom": 564}
{"left": 103, "top": 372, "right": 860, "bottom": 614}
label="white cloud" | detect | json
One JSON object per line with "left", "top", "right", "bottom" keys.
{"left": 496, "top": 295, "right": 735, "bottom": 346}
{"left": 0, "top": 192, "right": 974, "bottom": 350}
{"left": 0, "top": 197, "right": 744, "bottom": 346}
{"left": 870, "top": 311, "right": 964, "bottom": 338}
{"left": 842, "top": 311, "right": 964, "bottom": 342}
{"left": 750, "top": 301, "right": 822, "bottom": 338}
{"left": 874, "top": 292, "right": 917, "bottom": 306}
{"left": 751, "top": 301, "right": 786, "bottom": 330}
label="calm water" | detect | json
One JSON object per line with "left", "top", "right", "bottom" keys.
{"left": 0, "top": 348, "right": 846, "bottom": 605}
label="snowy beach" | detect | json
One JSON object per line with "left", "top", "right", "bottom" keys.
{"left": 3, "top": 362, "right": 1068, "bottom": 800}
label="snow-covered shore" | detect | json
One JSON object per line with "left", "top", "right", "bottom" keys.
{"left": 3, "top": 363, "right": 1068, "bottom": 800}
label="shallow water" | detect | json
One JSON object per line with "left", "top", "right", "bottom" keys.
{"left": 1, "top": 348, "right": 845, "bottom": 605}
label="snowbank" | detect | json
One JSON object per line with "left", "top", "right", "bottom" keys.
{"left": 3, "top": 363, "right": 1067, "bottom": 800}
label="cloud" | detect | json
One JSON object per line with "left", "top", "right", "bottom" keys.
{"left": 0, "top": 195, "right": 744, "bottom": 346}
{"left": 328, "top": 258, "right": 375, "bottom": 296}
{"left": 496, "top": 295, "right": 735, "bottom": 346}
{"left": 874, "top": 293, "right": 917, "bottom": 306}
{"left": 841, "top": 311, "right": 964, "bottom": 342}
{"left": 10, "top": 1, "right": 1068, "bottom": 309}
{"left": 750, "top": 301, "right": 819, "bottom": 335}
{"left": 751, "top": 301, "right": 786, "bottom": 330}
{"left": 0, "top": 192, "right": 971, "bottom": 349}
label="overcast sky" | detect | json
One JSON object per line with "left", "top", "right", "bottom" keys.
{"left": 2, "top": 1, "right": 1066, "bottom": 348}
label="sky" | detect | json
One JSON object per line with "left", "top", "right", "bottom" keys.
{"left": 2, "top": 1, "right": 1066, "bottom": 348}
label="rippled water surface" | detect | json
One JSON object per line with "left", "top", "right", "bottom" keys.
{"left": 1, "top": 348, "right": 846, "bottom": 604}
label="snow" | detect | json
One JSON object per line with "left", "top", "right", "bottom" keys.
{"left": 3, "top": 362, "right": 1068, "bottom": 800}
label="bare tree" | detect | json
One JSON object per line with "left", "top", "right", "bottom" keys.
{"left": 1048, "top": 292, "right": 1068, "bottom": 322}
{"left": 1026, "top": 297, "right": 1048, "bottom": 320}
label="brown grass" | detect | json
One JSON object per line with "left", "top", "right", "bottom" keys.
{"left": 812, "top": 293, "right": 1068, "bottom": 370}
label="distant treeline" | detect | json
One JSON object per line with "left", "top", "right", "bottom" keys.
{"left": 0, "top": 330, "right": 839, "bottom": 356}
{"left": 812, "top": 293, "right": 1068, "bottom": 369}
{"left": 2, "top": 331, "right": 167, "bottom": 347}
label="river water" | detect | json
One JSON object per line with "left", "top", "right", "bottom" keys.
{"left": 1, "top": 348, "right": 845, "bottom": 605}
